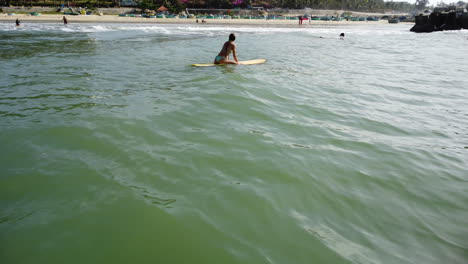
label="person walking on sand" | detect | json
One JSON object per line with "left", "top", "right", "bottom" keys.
{"left": 62, "top": 16, "right": 68, "bottom": 25}
{"left": 214, "top": 33, "right": 239, "bottom": 65}
{"left": 15, "top": 18, "right": 20, "bottom": 26}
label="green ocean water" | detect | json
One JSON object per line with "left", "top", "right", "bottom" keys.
{"left": 1, "top": 22, "right": 468, "bottom": 264}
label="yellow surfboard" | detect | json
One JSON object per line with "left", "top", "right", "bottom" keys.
{"left": 192, "top": 59, "right": 266, "bottom": 67}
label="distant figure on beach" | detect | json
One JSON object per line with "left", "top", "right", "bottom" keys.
{"left": 15, "top": 18, "right": 20, "bottom": 26}
{"left": 298, "top": 16, "right": 303, "bottom": 25}
{"left": 62, "top": 16, "right": 68, "bottom": 25}
{"left": 202, "top": 19, "right": 206, "bottom": 23}
{"left": 196, "top": 19, "right": 199, "bottom": 23}
{"left": 214, "top": 33, "right": 239, "bottom": 65}
{"left": 340, "top": 33, "right": 345, "bottom": 39}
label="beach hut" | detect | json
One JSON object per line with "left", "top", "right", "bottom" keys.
{"left": 157, "top": 6, "right": 168, "bottom": 17}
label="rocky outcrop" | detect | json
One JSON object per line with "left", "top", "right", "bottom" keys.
{"left": 410, "top": 8, "right": 468, "bottom": 33}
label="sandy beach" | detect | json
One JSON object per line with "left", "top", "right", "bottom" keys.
{"left": 0, "top": 13, "right": 399, "bottom": 25}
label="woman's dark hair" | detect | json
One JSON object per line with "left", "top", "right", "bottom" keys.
{"left": 229, "top": 33, "right": 236, "bottom": 41}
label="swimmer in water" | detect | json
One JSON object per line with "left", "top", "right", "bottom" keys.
{"left": 214, "top": 33, "right": 239, "bottom": 65}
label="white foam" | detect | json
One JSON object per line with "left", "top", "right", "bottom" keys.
{"left": 0, "top": 22, "right": 414, "bottom": 38}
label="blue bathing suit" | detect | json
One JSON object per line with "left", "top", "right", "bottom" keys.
{"left": 215, "top": 56, "right": 226, "bottom": 63}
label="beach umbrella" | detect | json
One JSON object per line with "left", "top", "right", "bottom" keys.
{"left": 158, "top": 6, "right": 168, "bottom": 12}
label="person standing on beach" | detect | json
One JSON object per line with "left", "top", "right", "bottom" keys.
{"left": 298, "top": 16, "right": 303, "bottom": 25}
{"left": 214, "top": 33, "right": 239, "bottom": 65}
{"left": 15, "top": 18, "right": 20, "bottom": 26}
{"left": 62, "top": 16, "right": 68, "bottom": 25}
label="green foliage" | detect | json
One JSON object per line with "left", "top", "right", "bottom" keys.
{"left": 139, "top": 0, "right": 158, "bottom": 11}
{"left": 3, "top": 0, "right": 416, "bottom": 12}
{"left": 267, "top": 0, "right": 414, "bottom": 12}
{"left": 84, "top": 0, "right": 100, "bottom": 8}
{"left": 168, "top": 1, "right": 184, "bottom": 14}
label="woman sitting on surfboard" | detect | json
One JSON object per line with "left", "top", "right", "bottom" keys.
{"left": 214, "top": 33, "right": 239, "bottom": 65}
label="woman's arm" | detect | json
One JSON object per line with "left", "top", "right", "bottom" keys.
{"left": 232, "top": 44, "right": 239, "bottom": 63}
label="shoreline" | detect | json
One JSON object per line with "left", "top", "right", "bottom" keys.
{"left": 0, "top": 14, "right": 408, "bottom": 26}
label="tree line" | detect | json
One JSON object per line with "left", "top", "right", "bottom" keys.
{"left": 2, "top": 0, "right": 423, "bottom": 13}
{"left": 143, "top": 0, "right": 418, "bottom": 12}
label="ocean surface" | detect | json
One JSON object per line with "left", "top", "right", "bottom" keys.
{"left": 1, "top": 22, "right": 467, "bottom": 264}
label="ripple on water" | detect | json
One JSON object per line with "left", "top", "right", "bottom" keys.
{"left": 1, "top": 23, "right": 468, "bottom": 264}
